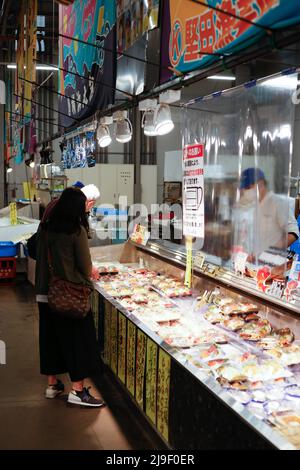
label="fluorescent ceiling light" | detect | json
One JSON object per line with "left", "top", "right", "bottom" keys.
{"left": 260, "top": 76, "right": 298, "bottom": 90}
{"left": 207, "top": 75, "right": 236, "bottom": 80}
{"left": 7, "top": 64, "right": 58, "bottom": 71}
{"left": 36, "top": 65, "right": 58, "bottom": 71}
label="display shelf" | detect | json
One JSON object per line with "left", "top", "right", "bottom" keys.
{"left": 130, "top": 240, "right": 300, "bottom": 318}
{"left": 92, "top": 248, "right": 300, "bottom": 450}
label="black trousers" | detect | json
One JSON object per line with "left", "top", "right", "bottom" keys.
{"left": 38, "top": 302, "right": 101, "bottom": 382}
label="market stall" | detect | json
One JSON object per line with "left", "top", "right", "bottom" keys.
{"left": 87, "top": 71, "right": 300, "bottom": 450}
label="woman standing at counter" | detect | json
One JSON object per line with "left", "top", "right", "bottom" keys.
{"left": 35, "top": 187, "right": 104, "bottom": 407}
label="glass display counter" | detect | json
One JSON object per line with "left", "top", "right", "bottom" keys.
{"left": 90, "top": 240, "right": 300, "bottom": 450}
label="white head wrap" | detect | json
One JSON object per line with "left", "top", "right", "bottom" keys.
{"left": 81, "top": 184, "right": 100, "bottom": 201}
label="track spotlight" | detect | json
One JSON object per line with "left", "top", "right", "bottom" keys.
{"left": 154, "top": 104, "right": 174, "bottom": 136}
{"left": 113, "top": 111, "right": 132, "bottom": 143}
{"left": 142, "top": 108, "right": 157, "bottom": 136}
{"left": 97, "top": 125, "right": 112, "bottom": 148}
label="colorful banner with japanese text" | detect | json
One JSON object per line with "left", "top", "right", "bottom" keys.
{"left": 161, "top": 0, "right": 300, "bottom": 83}
{"left": 58, "top": 0, "right": 116, "bottom": 128}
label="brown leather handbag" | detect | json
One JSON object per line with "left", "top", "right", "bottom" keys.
{"left": 47, "top": 237, "right": 92, "bottom": 320}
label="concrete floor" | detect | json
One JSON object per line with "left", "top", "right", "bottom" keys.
{"left": 0, "top": 276, "right": 164, "bottom": 450}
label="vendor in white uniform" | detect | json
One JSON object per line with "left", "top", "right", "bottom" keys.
{"left": 237, "top": 168, "right": 299, "bottom": 258}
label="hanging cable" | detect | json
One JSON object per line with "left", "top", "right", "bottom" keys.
{"left": 13, "top": 92, "right": 80, "bottom": 124}
{"left": 6, "top": 109, "right": 59, "bottom": 126}
{"left": 19, "top": 76, "right": 95, "bottom": 110}
{"left": 33, "top": 58, "right": 134, "bottom": 99}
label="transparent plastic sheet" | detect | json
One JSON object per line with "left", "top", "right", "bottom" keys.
{"left": 182, "top": 73, "right": 298, "bottom": 285}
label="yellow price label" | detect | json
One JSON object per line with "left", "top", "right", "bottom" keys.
{"left": 9, "top": 203, "right": 17, "bottom": 226}
{"left": 184, "top": 237, "right": 193, "bottom": 288}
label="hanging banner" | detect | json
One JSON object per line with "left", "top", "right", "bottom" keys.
{"left": 117, "top": 0, "right": 160, "bottom": 54}
{"left": 161, "top": 0, "right": 300, "bottom": 83}
{"left": 24, "top": 0, "right": 37, "bottom": 119}
{"left": 182, "top": 143, "right": 204, "bottom": 239}
{"left": 13, "top": 2, "right": 26, "bottom": 164}
{"left": 58, "top": 0, "right": 116, "bottom": 128}
{"left": 15, "top": 2, "right": 25, "bottom": 118}
{"left": 126, "top": 320, "right": 136, "bottom": 396}
{"left": 157, "top": 349, "right": 171, "bottom": 442}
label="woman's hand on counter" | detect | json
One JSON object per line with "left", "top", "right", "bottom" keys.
{"left": 91, "top": 265, "right": 100, "bottom": 281}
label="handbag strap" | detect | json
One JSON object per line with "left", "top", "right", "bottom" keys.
{"left": 45, "top": 231, "right": 54, "bottom": 275}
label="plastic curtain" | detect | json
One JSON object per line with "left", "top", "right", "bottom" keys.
{"left": 182, "top": 73, "right": 298, "bottom": 278}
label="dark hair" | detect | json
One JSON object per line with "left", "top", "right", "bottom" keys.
{"left": 42, "top": 187, "right": 89, "bottom": 235}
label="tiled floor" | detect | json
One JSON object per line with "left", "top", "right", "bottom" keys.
{"left": 0, "top": 276, "right": 164, "bottom": 450}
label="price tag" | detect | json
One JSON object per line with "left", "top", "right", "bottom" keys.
{"left": 267, "top": 280, "right": 285, "bottom": 299}
{"left": 184, "top": 237, "right": 193, "bottom": 288}
{"left": 204, "top": 264, "right": 219, "bottom": 278}
{"left": 233, "top": 252, "right": 248, "bottom": 275}
{"left": 9, "top": 202, "right": 17, "bottom": 226}
{"left": 194, "top": 251, "right": 206, "bottom": 270}
{"left": 284, "top": 254, "right": 300, "bottom": 301}
{"left": 130, "top": 224, "right": 150, "bottom": 246}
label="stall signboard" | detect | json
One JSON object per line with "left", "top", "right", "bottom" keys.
{"left": 135, "top": 329, "right": 147, "bottom": 407}
{"left": 58, "top": 0, "right": 116, "bottom": 128}
{"left": 160, "top": 0, "right": 300, "bottom": 83}
{"left": 145, "top": 337, "right": 158, "bottom": 425}
{"left": 118, "top": 312, "right": 127, "bottom": 384}
{"left": 110, "top": 306, "right": 118, "bottom": 374}
{"left": 182, "top": 144, "right": 204, "bottom": 239}
{"left": 104, "top": 300, "right": 111, "bottom": 364}
{"left": 126, "top": 320, "right": 136, "bottom": 396}
{"left": 157, "top": 349, "right": 171, "bottom": 442}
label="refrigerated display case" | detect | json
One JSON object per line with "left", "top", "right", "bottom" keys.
{"left": 90, "top": 239, "right": 300, "bottom": 450}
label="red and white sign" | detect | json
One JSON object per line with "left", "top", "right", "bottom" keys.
{"left": 182, "top": 144, "right": 204, "bottom": 238}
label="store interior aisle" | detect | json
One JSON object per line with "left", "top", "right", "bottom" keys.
{"left": 0, "top": 276, "right": 162, "bottom": 450}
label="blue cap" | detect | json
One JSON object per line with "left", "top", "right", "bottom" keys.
{"left": 240, "top": 168, "right": 265, "bottom": 189}
{"left": 72, "top": 181, "right": 84, "bottom": 189}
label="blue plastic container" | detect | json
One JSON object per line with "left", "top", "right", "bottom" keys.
{"left": 0, "top": 242, "right": 17, "bottom": 257}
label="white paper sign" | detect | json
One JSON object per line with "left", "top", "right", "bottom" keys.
{"left": 183, "top": 144, "right": 204, "bottom": 238}
{"left": 233, "top": 252, "right": 248, "bottom": 275}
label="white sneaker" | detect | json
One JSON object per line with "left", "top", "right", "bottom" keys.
{"left": 45, "top": 379, "right": 65, "bottom": 399}
{"left": 67, "top": 387, "right": 105, "bottom": 407}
